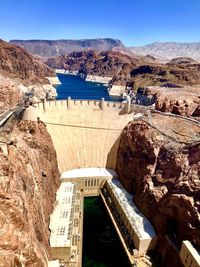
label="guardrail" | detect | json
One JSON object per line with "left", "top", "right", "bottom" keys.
{"left": 0, "top": 109, "right": 16, "bottom": 128}
{"left": 0, "top": 95, "right": 30, "bottom": 129}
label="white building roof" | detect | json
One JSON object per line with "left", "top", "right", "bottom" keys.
{"left": 61, "top": 167, "right": 117, "bottom": 179}
{"left": 107, "top": 179, "right": 156, "bottom": 240}
{"left": 49, "top": 182, "right": 75, "bottom": 248}
{"left": 48, "top": 260, "right": 60, "bottom": 267}
{"left": 183, "top": 241, "right": 200, "bottom": 263}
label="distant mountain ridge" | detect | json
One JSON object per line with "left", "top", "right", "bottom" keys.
{"left": 11, "top": 39, "right": 200, "bottom": 62}
{"left": 130, "top": 42, "right": 200, "bottom": 61}
{"left": 10, "top": 38, "right": 125, "bottom": 57}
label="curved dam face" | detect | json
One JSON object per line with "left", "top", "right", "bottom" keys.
{"left": 36, "top": 99, "right": 146, "bottom": 173}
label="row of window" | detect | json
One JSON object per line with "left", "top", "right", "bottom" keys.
{"left": 185, "top": 253, "right": 197, "bottom": 267}
{"left": 84, "top": 178, "right": 100, "bottom": 187}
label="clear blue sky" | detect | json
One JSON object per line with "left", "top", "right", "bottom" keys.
{"left": 1, "top": 0, "right": 200, "bottom": 46}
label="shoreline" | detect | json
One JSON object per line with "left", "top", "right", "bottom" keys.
{"left": 55, "top": 69, "right": 125, "bottom": 97}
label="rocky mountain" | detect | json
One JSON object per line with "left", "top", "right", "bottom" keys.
{"left": 109, "top": 56, "right": 200, "bottom": 89}
{"left": 126, "top": 63, "right": 200, "bottom": 88}
{"left": 130, "top": 42, "right": 200, "bottom": 62}
{"left": 45, "top": 50, "right": 138, "bottom": 77}
{"left": 116, "top": 113, "right": 200, "bottom": 267}
{"left": 11, "top": 39, "right": 200, "bottom": 62}
{"left": 0, "top": 39, "right": 55, "bottom": 85}
{"left": 0, "top": 120, "right": 60, "bottom": 266}
{"left": 10, "top": 38, "right": 125, "bottom": 57}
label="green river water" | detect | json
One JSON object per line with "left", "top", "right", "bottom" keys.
{"left": 82, "top": 197, "right": 131, "bottom": 267}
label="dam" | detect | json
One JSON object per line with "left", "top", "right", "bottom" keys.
{"left": 35, "top": 98, "right": 147, "bottom": 172}
{"left": 23, "top": 98, "right": 156, "bottom": 267}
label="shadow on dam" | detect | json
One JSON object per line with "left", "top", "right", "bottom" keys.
{"left": 83, "top": 197, "right": 131, "bottom": 267}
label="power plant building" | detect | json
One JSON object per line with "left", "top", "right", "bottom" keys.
{"left": 102, "top": 179, "right": 157, "bottom": 254}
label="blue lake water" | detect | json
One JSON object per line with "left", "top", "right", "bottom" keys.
{"left": 55, "top": 74, "right": 120, "bottom": 101}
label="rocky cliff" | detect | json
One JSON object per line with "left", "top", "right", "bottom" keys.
{"left": 10, "top": 38, "right": 125, "bottom": 57}
{"left": 0, "top": 120, "right": 60, "bottom": 266}
{"left": 0, "top": 76, "right": 27, "bottom": 114}
{"left": 116, "top": 113, "right": 200, "bottom": 267}
{"left": 0, "top": 40, "right": 55, "bottom": 85}
{"left": 137, "top": 86, "right": 200, "bottom": 117}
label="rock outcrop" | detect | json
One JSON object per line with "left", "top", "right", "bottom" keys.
{"left": 0, "top": 39, "right": 55, "bottom": 85}
{"left": 167, "top": 57, "right": 198, "bottom": 65}
{"left": 0, "top": 120, "right": 60, "bottom": 266}
{"left": 0, "top": 76, "right": 27, "bottom": 114}
{"left": 129, "top": 64, "right": 200, "bottom": 87}
{"left": 137, "top": 86, "right": 200, "bottom": 117}
{"left": 116, "top": 113, "right": 200, "bottom": 267}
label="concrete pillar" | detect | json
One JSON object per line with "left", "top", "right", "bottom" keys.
{"left": 42, "top": 98, "right": 46, "bottom": 111}
{"left": 100, "top": 97, "right": 105, "bottom": 110}
{"left": 67, "top": 96, "right": 72, "bottom": 109}
{"left": 126, "top": 100, "right": 131, "bottom": 114}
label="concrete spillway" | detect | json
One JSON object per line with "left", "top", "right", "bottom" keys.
{"left": 35, "top": 99, "right": 146, "bottom": 173}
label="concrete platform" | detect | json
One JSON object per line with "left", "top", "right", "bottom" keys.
{"left": 61, "top": 168, "right": 117, "bottom": 179}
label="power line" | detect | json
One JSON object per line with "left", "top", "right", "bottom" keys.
{"left": 45, "top": 122, "right": 123, "bottom": 131}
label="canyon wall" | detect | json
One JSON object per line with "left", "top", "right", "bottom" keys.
{"left": 116, "top": 112, "right": 200, "bottom": 267}
{"left": 0, "top": 120, "right": 60, "bottom": 266}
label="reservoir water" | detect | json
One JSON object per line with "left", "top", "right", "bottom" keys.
{"left": 55, "top": 74, "right": 120, "bottom": 101}
{"left": 83, "top": 197, "right": 130, "bottom": 267}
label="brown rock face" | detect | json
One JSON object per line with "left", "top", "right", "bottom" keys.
{"left": 0, "top": 120, "right": 60, "bottom": 266}
{"left": 45, "top": 50, "right": 137, "bottom": 77}
{"left": 0, "top": 77, "right": 24, "bottom": 114}
{"left": 155, "top": 91, "right": 200, "bottom": 117}
{"left": 0, "top": 39, "right": 55, "bottom": 85}
{"left": 116, "top": 113, "right": 200, "bottom": 267}
{"left": 138, "top": 86, "right": 200, "bottom": 117}
{"left": 128, "top": 63, "right": 200, "bottom": 88}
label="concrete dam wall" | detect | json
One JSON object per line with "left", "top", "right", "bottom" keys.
{"left": 35, "top": 99, "right": 147, "bottom": 173}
